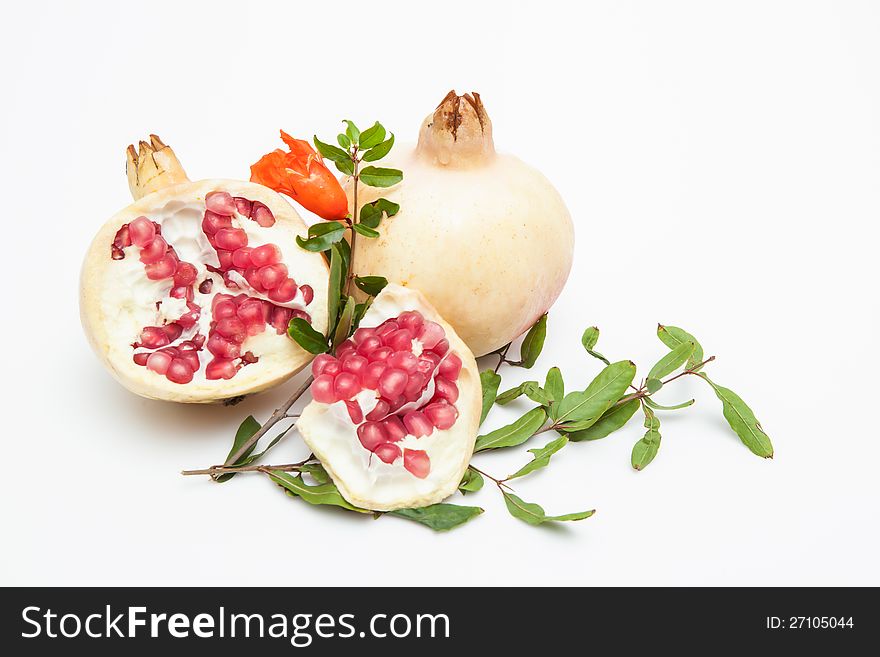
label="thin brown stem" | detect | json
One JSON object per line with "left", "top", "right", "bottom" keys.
{"left": 183, "top": 454, "right": 317, "bottom": 477}
{"left": 344, "top": 150, "right": 359, "bottom": 298}
{"left": 661, "top": 356, "right": 716, "bottom": 386}
{"left": 469, "top": 464, "right": 513, "bottom": 491}
{"left": 493, "top": 343, "right": 512, "bottom": 373}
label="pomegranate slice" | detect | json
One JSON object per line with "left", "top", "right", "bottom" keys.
{"left": 296, "top": 284, "right": 480, "bottom": 512}
{"left": 81, "top": 135, "right": 329, "bottom": 403}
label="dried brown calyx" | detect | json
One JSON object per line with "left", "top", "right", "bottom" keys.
{"left": 416, "top": 90, "right": 495, "bottom": 167}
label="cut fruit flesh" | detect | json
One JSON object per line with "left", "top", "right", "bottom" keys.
{"left": 297, "top": 284, "right": 480, "bottom": 511}
{"left": 81, "top": 179, "right": 329, "bottom": 403}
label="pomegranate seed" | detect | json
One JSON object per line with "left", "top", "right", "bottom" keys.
{"left": 323, "top": 360, "right": 341, "bottom": 377}
{"left": 388, "top": 396, "right": 406, "bottom": 412}
{"left": 403, "top": 372, "right": 427, "bottom": 401}
{"left": 205, "top": 358, "right": 237, "bottom": 380}
{"left": 357, "top": 422, "right": 387, "bottom": 451}
{"left": 145, "top": 254, "right": 178, "bottom": 280}
{"left": 233, "top": 197, "right": 253, "bottom": 217}
{"left": 113, "top": 224, "right": 132, "bottom": 249}
{"left": 162, "top": 323, "right": 183, "bottom": 342}
{"left": 433, "top": 377, "right": 459, "bottom": 403}
{"left": 433, "top": 339, "right": 449, "bottom": 356}
{"left": 243, "top": 267, "right": 264, "bottom": 291}
{"left": 357, "top": 336, "right": 383, "bottom": 357}
{"left": 146, "top": 351, "right": 173, "bottom": 375}
{"left": 417, "top": 353, "right": 440, "bottom": 375}
{"left": 217, "top": 250, "right": 235, "bottom": 272}
{"left": 241, "top": 351, "right": 258, "bottom": 364}
{"left": 334, "top": 372, "right": 362, "bottom": 400}
{"left": 173, "top": 262, "right": 198, "bottom": 287}
{"left": 139, "top": 326, "right": 169, "bottom": 349}
{"left": 198, "top": 279, "right": 213, "bottom": 294}
{"left": 344, "top": 400, "right": 363, "bottom": 424}
{"left": 439, "top": 353, "right": 462, "bottom": 380}
{"left": 270, "top": 306, "right": 293, "bottom": 333}
{"left": 353, "top": 327, "right": 376, "bottom": 343}
{"left": 365, "top": 399, "right": 390, "bottom": 422}
{"left": 268, "top": 278, "right": 297, "bottom": 303}
{"left": 129, "top": 216, "right": 156, "bottom": 247}
{"left": 397, "top": 311, "right": 424, "bottom": 334}
{"left": 336, "top": 340, "right": 356, "bottom": 358}
{"left": 214, "top": 228, "right": 248, "bottom": 251}
{"left": 213, "top": 299, "right": 236, "bottom": 320}
{"left": 403, "top": 449, "right": 431, "bottom": 478}
{"left": 382, "top": 415, "right": 407, "bottom": 442}
{"left": 166, "top": 358, "right": 195, "bottom": 384}
{"left": 311, "top": 374, "right": 337, "bottom": 403}
{"left": 311, "top": 354, "right": 337, "bottom": 376}
{"left": 378, "top": 368, "right": 408, "bottom": 399}
{"left": 232, "top": 247, "right": 254, "bottom": 269}
{"left": 205, "top": 191, "right": 237, "bottom": 216}
{"left": 387, "top": 351, "right": 418, "bottom": 373}
{"left": 374, "top": 443, "right": 401, "bottom": 464}
{"left": 292, "top": 309, "right": 311, "bottom": 323}
{"left": 403, "top": 411, "right": 433, "bottom": 437}
{"left": 258, "top": 263, "right": 288, "bottom": 290}
{"left": 363, "top": 361, "right": 387, "bottom": 389}
{"left": 133, "top": 352, "right": 149, "bottom": 366}
{"left": 418, "top": 321, "right": 445, "bottom": 350}
{"left": 139, "top": 236, "right": 168, "bottom": 264}
{"left": 385, "top": 328, "right": 414, "bottom": 352}
{"left": 300, "top": 285, "right": 314, "bottom": 305}
{"left": 424, "top": 401, "right": 458, "bottom": 430}
{"left": 250, "top": 243, "right": 282, "bottom": 267}
{"left": 202, "top": 211, "right": 232, "bottom": 235}
{"left": 375, "top": 321, "right": 399, "bottom": 337}
{"left": 215, "top": 317, "right": 247, "bottom": 342}
{"left": 192, "top": 333, "right": 206, "bottom": 349}
{"left": 369, "top": 347, "right": 393, "bottom": 362}
{"left": 207, "top": 334, "right": 241, "bottom": 359}
{"left": 180, "top": 351, "right": 200, "bottom": 371}
{"left": 342, "top": 354, "right": 369, "bottom": 377}
{"left": 237, "top": 299, "right": 265, "bottom": 325}
{"left": 251, "top": 202, "right": 275, "bottom": 227}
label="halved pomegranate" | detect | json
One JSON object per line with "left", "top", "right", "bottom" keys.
{"left": 80, "top": 135, "right": 329, "bottom": 403}
{"left": 297, "top": 284, "right": 480, "bottom": 511}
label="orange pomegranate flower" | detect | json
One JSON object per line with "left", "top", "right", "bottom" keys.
{"left": 250, "top": 130, "right": 349, "bottom": 220}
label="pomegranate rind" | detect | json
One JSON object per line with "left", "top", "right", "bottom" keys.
{"left": 296, "top": 284, "right": 480, "bottom": 512}
{"left": 80, "top": 179, "right": 329, "bottom": 403}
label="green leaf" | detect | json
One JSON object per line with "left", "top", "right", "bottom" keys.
{"left": 327, "top": 243, "right": 345, "bottom": 331}
{"left": 632, "top": 407, "right": 661, "bottom": 470}
{"left": 657, "top": 324, "right": 704, "bottom": 370}
{"left": 288, "top": 317, "right": 329, "bottom": 354}
{"left": 649, "top": 341, "right": 695, "bottom": 380}
{"left": 646, "top": 378, "right": 663, "bottom": 393}
{"left": 335, "top": 158, "right": 355, "bottom": 176}
{"left": 352, "top": 300, "right": 371, "bottom": 329}
{"left": 268, "top": 471, "right": 369, "bottom": 513}
{"left": 495, "top": 381, "right": 538, "bottom": 405}
{"left": 215, "top": 415, "right": 261, "bottom": 482}
{"left": 507, "top": 436, "right": 568, "bottom": 480}
{"left": 555, "top": 360, "right": 637, "bottom": 428}
{"left": 479, "top": 370, "right": 502, "bottom": 425}
{"left": 581, "top": 326, "right": 611, "bottom": 365}
{"left": 353, "top": 222, "right": 379, "bottom": 238}
{"left": 566, "top": 398, "right": 639, "bottom": 442}
{"left": 475, "top": 407, "right": 547, "bottom": 452}
{"left": 544, "top": 367, "right": 564, "bottom": 402}
{"left": 701, "top": 376, "right": 773, "bottom": 458}
{"left": 337, "top": 133, "right": 351, "bottom": 149}
{"left": 295, "top": 221, "right": 346, "bottom": 252}
{"left": 342, "top": 120, "right": 360, "bottom": 144}
{"left": 362, "top": 134, "right": 395, "bottom": 162}
{"left": 359, "top": 198, "right": 400, "bottom": 228}
{"left": 301, "top": 463, "right": 330, "bottom": 484}
{"left": 357, "top": 122, "right": 386, "bottom": 150}
{"left": 313, "top": 136, "right": 351, "bottom": 164}
{"left": 502, "top": 491, "right": 594, "bottom": 525}
{"left": 458, "top": 467, "right": 484, "bottom": 494}
{"left": 359, "top": 166, "right": 403, "bottom": 188}
{"left": 332, "top": 296, "right": 355, "bottom": 348}
{"left": 517, "top": 313, "right": 547, "bottom": 368}
{"left": 354, "top": 275, "right": 388, "bottom": 297}
{"left": 390, "top": 504, "right": 483, "bottom": 531}
{"left": 644, "top": 397, "right": 695, "bottom": 411}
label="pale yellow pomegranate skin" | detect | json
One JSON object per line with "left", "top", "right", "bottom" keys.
{"left": 345, "top": 92, "right": 574, "bottom": 357}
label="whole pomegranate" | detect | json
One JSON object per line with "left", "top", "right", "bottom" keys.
{"left": 80, "top": 136, "right": 329, "bottom": 403}
{"left": 345, "top": 91, "right": 574, "bottom": 356}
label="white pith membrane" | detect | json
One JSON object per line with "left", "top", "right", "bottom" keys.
{"left": 297, "top": 285, "right": 481, "bottom": 511}
{"left": 80, "top": 179, "right": 329, "bottom": 403}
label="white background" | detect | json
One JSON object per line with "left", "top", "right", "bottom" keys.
{"left": 2, "top": 1, "right": 878, "bottom": 586}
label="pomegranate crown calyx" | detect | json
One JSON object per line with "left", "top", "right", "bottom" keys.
{"left": 417, "top": 90, "right": 495, "bottom": 167}
{"left": 126, "top": 134, "right": 190, "bottom": 200}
